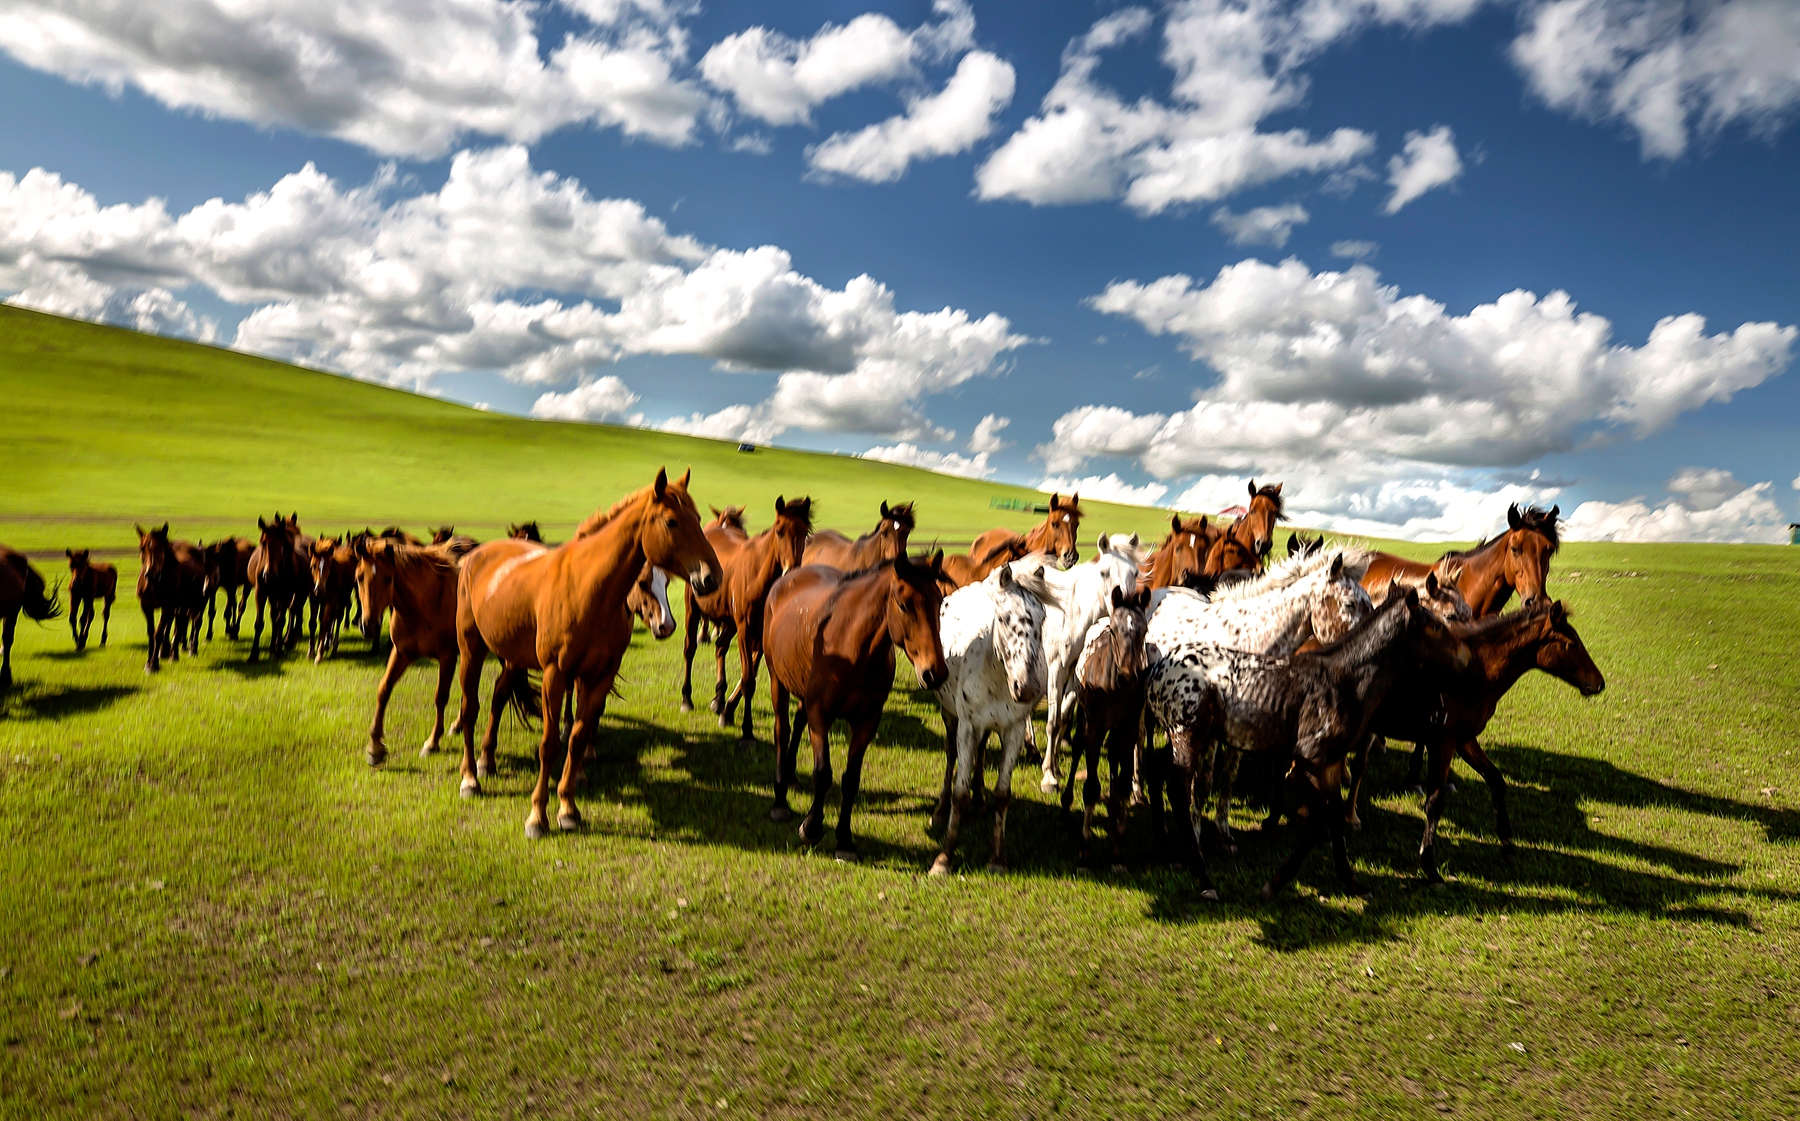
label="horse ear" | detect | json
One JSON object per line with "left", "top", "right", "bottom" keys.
{"left": 1070, "top": 492, "right": 1079, "bottom": 508}
{"left": 1550, "top": 600, "right": 1567, "bottom": 623}
{"left": 1507, "top": 503, "right": 1522, "bottom": 529}
{"left": 1135, "top": 586, "right": 1153, "bottom": 610}
{"left": 1170, "top": 514, "right": 1181, "bottom": 532}
{"left": 1198, "top": 515, "right": 1208, "bottom": 529}
{"left": 1287, "top": 532, "right": 1298, "bottom": 555}
{"left": 997, "top": 564, "right": 1015, "bottom": 588}
{"left": 676, "top": 467, "right": 691, "bottom": 490}
{"left": 1549, "top": 504, "right": 1560, "bottom": 520}
{"left": 1272, "top": 483, "right": 1282, "bottom": 495}
{"left": 880, "top": 500, "right": 890, "bottom": 518}
{"left": 1330, "top": 553, "right": 1343, "bottom": 579}
{"left": 159, "top": 522, "right": 169, "bottom": 536}
{"left": 1425, "top": 572, "right": 1438, "bottom": 594}
{"left": 1248, "top": 479, "right": 1257, "bottom": 499}
{"left": 654, "top": 467, "right": 669, "bottom": 497}
{"left": 1404, "top": 586, "right": 1421, "bottom": 608}
{"left": 1097, "top": 532, "right": 1110, "bottom": 553}
{"left": 1127, "top": 533, "right": 1139, "bottom": 548}
{"left": 775, "top": 495, "right": 786, "bottom": 515}
{"left": 930, "top": 548, "right": 944, "bottom": 571}
{"left": 710, "top": 505, "right": 722, "bottom": 518}
{"left": 65, "top": 548, "right": 73, "bottom": 558}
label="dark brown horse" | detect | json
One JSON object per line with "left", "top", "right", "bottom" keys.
{"left": 1353, "top": 600, "right": 1604, "bottom": 880}
{"left": 802, "top": 500, "right": 915, "bottom": 571}
{"left": 1142, "top": 514, "right": 1218, "bottom": 591}
{"left": 456, "top": 469, "right": 721, "bottom": 837}
{"left": 65, "top": 548, "right": 116, "bottom": 650}
{"left": 430, "top": 526, "right": 457, "bottom": 545}
{"left": 1, "top": 546, "right": 62, "bottom": 688}
{"left": 763, "top": 551, "right": 949, "bottom": 860}
{"left": 309, "top": 535, "right": 359, "bottom": 662}
{"left": 507, "top": 522, "right": 545, "bottom": 543}
{"left": 708, "top": 505, "right": 747, "bottom": 533}
{"left": 357, "top": 537, "right": 470, "bottom": 766}
{"left": 201, "top": 537, "right": 254, "bottom": 640}
{"left": 135, "top": 523, "right": 205, "bottom": 672}
{"left": 247, "top": 513, "right": 308, "bottom": 662}
{"left": 1361, "top": 503, "right": 1561, "bottom": 617}
{"left": 969, "top": 492, "right": 1083, "bottom": 570}
{"left": 680, "top": 495, "right": 814, "bottom": 745}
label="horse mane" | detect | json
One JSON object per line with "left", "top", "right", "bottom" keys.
{"left": 1206, "top": 545, "right": 1370, "bottom": 603}
{"left": 1439, "top": 504, "right": 1561, "bottom": 562}
{"left": 573, "top": 484, "right": 655, "bottom": 539}
{"left": 885, "top": 501, "right": 917, "bottom": 531}
{"left": 387, "top": 542, "right": 463, "bottom": 577}
{"left": 1453, "top": 598, "right": 1559, "bottom": 639}
{"left": 1301, "top": 586, "right": 1410, "bottom": 664}
{"left": 1001, "top": 554, "right": 1063, "bottom": 611}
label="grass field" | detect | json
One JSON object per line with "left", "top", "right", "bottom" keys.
{"left": 4, "top": 307, "right": 1800, "bottom": 1119}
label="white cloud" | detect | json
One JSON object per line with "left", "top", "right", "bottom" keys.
{"left": 968, "top": 413, "right": 1011, "bottom": 454}
{"left": 859, "top": 442, "right": 995, "bottom": 479}
{"left": 976, "top": 1, "right": 1488, "bottom": 214}
{"left": 530, "top": 375, "right": 642, "bottom": 422}
{"left": 1566, "top": 471, "right": 1789, "bottom": 543}
{"left": 1331, "top": 239, "right": 1378, "bottom": 259}
{"left": 0, "top": 146, "right": 1025, "bottom": 441}
{"left": 806, "top": 50, "right": 1015, "bottom": 183}
{"left": 1792, "top": 472, "right": 1800, "bottom": 490}
{"left": 1210, "top": 203, "right": 1309, "bottom": 247}
{"left": 1511, "top": 0, "right": 1800, "bottom": 160}
{"left": 659, "top": 404, "right": 786, "bottom": 444}
{"left": 1384, "top": 124, "right": 1463, "bottom": 212}
{"left": 0, "top": 0, "right": 714, "bottom": 158}
{"left": 1037, "top": 473, "right": 1169, "bottom": 507}
{"left": 699, "top": 0, "right": 973, "bottom": 127}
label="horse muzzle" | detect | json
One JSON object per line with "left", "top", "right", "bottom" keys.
{"left": 919, "top": 665, "right": 947, "bottom": 691}
{"left": 689, "top": 566, "right": 720, "bottom": 597}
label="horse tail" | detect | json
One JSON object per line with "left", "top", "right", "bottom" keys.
{"left": 20, "top": 561, "right": 63, "bottom": 621}
{"left": 505, "top": 669, "right": 544, "bottom": 729}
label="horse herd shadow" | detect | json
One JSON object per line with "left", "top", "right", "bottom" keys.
{"left": 0, "top": 681, "right": 140, "bottom": 721}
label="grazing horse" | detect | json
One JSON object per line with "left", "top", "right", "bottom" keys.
{"left": 1147, "top": 587, "right": 1471, "bottom": 899}
{"left": 135, "top": 524, "right": 205, "bottom": 672}
{"left": 969, "top": 492, "right": 1084, "bottom": 570}
{"left": 309, "top": 536, "right": 359, "bottom": 662}
{"left": 1353, "top": 601, "right": 1604, "bottom": 879}
{"left": 1227, "top": 480, "right": 1285, "bottom": 560}
{"left": 201, "top": 537, "right": 254, "bottom": 640}
{"left": 65, "top": 549, "right": 116, "bottom": 650}
{"left": 357, "top": 537, "right": 470, "bottom": 766}
{"left": 247, "top": 514, "right": 308, "bottom": 662}
{"left": 929, "top": 561, "right": 1062, "bottom": 874}
{"left": 1066, "top": 584, "right": 1153, "bottom": 869}
{"left": 1362, "top": 503, "right": 1560, "bottom": 617}
{"left": 764, "top": 551, "right": 949, "bottom": 860}
{"left": 1, "top": 546, "right": 62, "bottom": 689}
{"left": 680, "top": 496, "right": 814, "bottom": 745}
{"left": 456, "top": 468, "right": 721, "bottom": 838}
{"left": 802, "top": 500, "right": 915, "bottom": 571}
{"left": 1143, "top": 514, "right": 1218, "bottom": 591}
{"left": 1027, "top": 533, "right": 1144, "bottom": 794}
{"left": 938, "top": 535, "right": 1033, "bottom": 590}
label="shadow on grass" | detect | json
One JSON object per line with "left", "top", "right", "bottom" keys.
{"left": 0, "top": 682, "right": 140, "bottom": 720}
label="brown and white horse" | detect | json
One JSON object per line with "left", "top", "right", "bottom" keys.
{"left": 802, "top": 500, "right": 915, "bottom": 571}
{"left": 455, "top": 469, "right": 720, "bottom": 837}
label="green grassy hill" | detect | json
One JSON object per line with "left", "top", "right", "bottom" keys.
{"left": 4, "top": 307, "right": 1800, "bottom": 1118}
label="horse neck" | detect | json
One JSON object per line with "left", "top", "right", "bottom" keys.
{"left": 391, "top": 558, "right": 451, "bottom": 621}
{"left": 740, "top": 528, "right": 791, "bottom": 593}
{"left": 566, "top": 498, "right": 652, "bottom": 613}
{"left": 1447, "top": 536, "right": 1511, "bottom": 615}
{"left": 1466, "top": 613, "right": 1549, "bottom": 695}
{"left": 1313, "top": 597, "right": 1410, "bottom": 684}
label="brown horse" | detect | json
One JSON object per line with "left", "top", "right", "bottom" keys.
{"left": 969, "top": 492, "right": 1083, "bottom": 570}
{"left": 1, "top": 546, "right": 62, "bottom": 688}
{"left": 708, "top": 505, "right": 747, "bottom": 533}
{"left": 357, "top": 537, "right": 472, "bottom": 766}
{"left": 1361, "top": 503, "right": 1560, "bottom": 617}
{"left": 680, "top": 496, "right": 814, "bottom": 745}
{"left": 135, "top": 523, "right": 205, "bottom": 672}
{"left": 763, "top": 551, "right": 949, "bottom": 860}
{"left": 247, "top": 513, "right": 308, "bottom": 662}
{"left": 65, "top": 548, "right": 116, "bottom": 650}
{"left": 507, "top": 522, "right": 545, "bottom": 543}
{"left": 938, "top": 534, "right": 1032, "bottom": 590}
{"left": 1353, "top": 600, "right": 1604, "bottom": 880}
{"left": 309, "top": 535, "right": 359, "bottom": 661}
{"left": 802, "top": 500, "right": 916, "bottom": 571}
{"left": 201, "top": 537, "right": 254, "bottom": 640}
{"left": 1227, "top": 480, "right": 1285, "bottom": 560}
{"left": 429, "top": 526, "right": 457, "bottom": 545}
{"left": 1142, "top": 514, "right": 1218, "bottom": 590}
{"left": 1204, "top": 532, "right": 1261, "bottom": 579}
{"left": 456, "top": 468, "right": 721, "bottom": 837}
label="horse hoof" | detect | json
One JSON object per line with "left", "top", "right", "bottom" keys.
{"left": 557, "top": 812, "right": 582, "bottom": 833}
{"left": 419, "top": 739, "right": 439, "bottom": 757}
{"left": 524, "top": 818, "right": 550, "bottom": 840}
{"left": 833, "top": 850, "right": 858, "bottom": 864}
{"left": 708, "top": 699, "right": 722, "bottom": 716}
{"left": 459, "top": 780, "right": 481, "bottom": 799}
{"left": 1039, "top": 774, "right": 1059, "bottom": 794}
{"left": 366, "top": 746, "right": 388, "bottom": 767}
{"left": 929, "top": 855, "right": 952, "bottom": 877}
{"left": 769, "top": 805, "right": 793, "bottom": 824}
{"left": 1111, "top": 863, "right": 1130, "bottom": 876}
{"left": 476, "top": 760, "right": 496, "bottom": 778}
{"left": 1346, "top": 817, "right": 1362, "bottom": 832}
{"left": 985, "top": 861, "right": 1009, "bottom": 874}
{"left": 797, "top": 820, "right": 823, "bottom": 845}
{"left": 1343, "top": 881, "right": 1373, "bottom": 900}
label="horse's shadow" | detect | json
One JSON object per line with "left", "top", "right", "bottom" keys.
{"left": 0, "top": 682, "right": 140, "bottom": 720}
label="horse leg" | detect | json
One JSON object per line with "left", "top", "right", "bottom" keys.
{"left": 832, "top": 714, "right": 881, "bottom": 862}
{"left": 69, "top": 595, "right": 82, "bottom": 649}
{"left": 1418, "top": 739, "right": 1458, "bottom": 883}
{"left": 769, "top": 680, "right": 797, "bottom": 822}
{"left": 735, "top": 644, "right": 761, "bottom": 748}
{"left": 1405, "top": 741, "right": 1426, "bottom": 793}
{"left": 525, "top": 665, "right": 568, "bottom": 839}
{"left": 100, "top": 595, "right": 112, "bottom": 647}
{"left": 363, "top": 645, "right": 414, "bottom": 766}
{"left": 1144, "top": 736, "right": 1169, "bottom": 848}
{"left": 1038, "top": 667, "right": 1066, "bottom": 793}
{"left": 248, "top": 589, "right": 266, "bottom": 663}
{"left": 1165, "top": 726, "right": 1218, "bottom": 898}
{"left": 1060, "top": 706, "right": 1083, "bottom": 816}
{"left": 558, "top": 671, "right": 610, "bottom": 832}
{"left": 987, "top": 720, "right": 1035, "bottom": 873}
{"left": 455, "top": 633, "right": 488, "bottom": 797}
{"left": 797, "top": 711, "right": 832, "bottom": 847}
{"left": 1205, "top": 748, "right": 1239, "bottom": 855}
{"left": 1263, "top": 765, "right": 1328, "bottom": 900}
{"left": 1459, "top": 739, "right": 1513, "bottom": 851}
{"left": 1324, "top": 783, "right": 1370, "bottom": 898}
{"left": 1345, "top": 735, "right": 1381, "bottom": 830}
{"left": 1076, "top": 716, "right": 1105, "bottom": 864}
{"left": 930, "top": 722, "right": 981, "bottom": 875}
{"left": 0, "top": 612, "right": 13, "bottom": 690}
{"left": 711, "top": 622, "right": 736, "bottom": 721}
{"left": 142, "top": 603, "right": 161, "bottom": 673}
{"left": 929, "top": 711, "right": 959, "bottom": 835}
{"left": 480, "top": 666, "right": 518, "bottom": 780}
{"left": 679, "top": 590, "right": 700, "bottom": 713}
{"left": 1106, "top": 721, "right": 1135, "bottom": 872}
{"left": 411, "top": 654, "right": 451, "bottom": 758}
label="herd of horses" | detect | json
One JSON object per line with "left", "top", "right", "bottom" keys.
{"left": 2, "top": 474, "right": 1599, "bottom": 900}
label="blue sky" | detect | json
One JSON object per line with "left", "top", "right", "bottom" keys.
{"left": 0, "top": 0, "right": 1796, "bottom": 541}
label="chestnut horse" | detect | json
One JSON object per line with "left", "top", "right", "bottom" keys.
{"left": 1361, "top": 503, "right": 1560, "bottom": 618}
{"left": 802, "top": 500, "right": 915, "bottom": 570}
{"left": 763, "top": 551, "right": 949, "bottom": 860}
{"left": 309, "top": 535, "right": 359, "bottom": 662}
{"left": 680, "top": 496, "right": 813, "bottom": 745}
{"left": 1204, "top": 532, "right": 1261, "bottom": 580}
{"left": 1, "top": 546, "right": 62, "bottom": 688}
{"left": 65, "top": 548, "right": 116, "bottom": 650}
{"left": 1142, "top": 514, "right": 1218, "bottom": 591}
{"left": 201, "top": 537, "right": 254, "bottom": 640}
{"left": 456, "top": 469, "right": 721, "bottom": 837}
{"left": 1227, "top": 480, "right": 1285, "bottom": 560}
{"left": 357, "top": 537, "right": 472, "bottom": 766}
{"left": 969, "top": 492, "right": 1083, "bottom": 570}
{"left": 938, "top": 535, "right": 1032, "bottom": 591}
{"left": 136, "top": 523, "right": 205, "bottom": 672}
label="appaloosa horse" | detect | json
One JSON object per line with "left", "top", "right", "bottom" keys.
{"left": 763, "top": 551, "right": 949, "bottom": 860}
{"left": 136, "top": 524, "right": 205, "bottom": 672}
{"left": 680, "top": 495, "right": 813, "bottom": 745}
{"left": 803, "top": 500, "right": 915, "bottom": 571}
{"left": 456, "top": 469, "right": 721, "bottom": 837}
{"left": 65, "top": 548, "right": 116, "bottom": 650}
{"left": 1, "top": 546, "right": 61, "bottom": 688}
{"left": 968, "top": 492, "right": 1084, "bottom": 570}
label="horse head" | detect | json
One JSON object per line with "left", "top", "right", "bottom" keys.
{"left": 772, "top": 495, "right": 814, "bottom": 573}
{"left": 137, "top": 522, "right": 173, "bottom": 583}
{"left": 1308, "top": 552, "right": 1374, "bottom": 644}
{"left": 1238, "top": 480, "right": 1285, "bottom": 559}
{"left": 508, "top": 521, "right": 543, "bottom": 543}
{"left": 627, "top": 563, "right": 677, "bottom": 641}
{"left": 1536, "top": 601, "right": 1605, "bottom": 695}
{"left": 1398, "top": 585, "right": 1472, "bottom": 672}
{"left": 1154, "top": 514, "right": 1209, "bottom": 590}
{"left": 891, "top": 550, "right": 948, "bottom": 690}
{"left": 991, "top": 564, "right": 1053, "bottom": 704}
{"left": 1094, "top": 532, "right": 1144, "bottom": 600}
{"left": 1504, "top": 503, "right": 1560, "bottom": 607}
{"left": 1039, "top": 493, "right": 1083, "bottom": 568}
{"left": 1106, "top": 583, "right": 1154, "bottom": 682}
{"left": 351, "top": 535, "right": 395, "bottom": 641}
{"left": 1206, "top": 532, "right": 1260, "bottom": 577}
{"left": 878, "top": 500, "right": 916, "bottom": 559}
{"left": 643, "top": 467, "right": 720, "bottom": 597}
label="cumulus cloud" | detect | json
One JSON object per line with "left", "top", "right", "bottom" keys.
{"left": 975, "top": 1, "right": 1488, "bottom": 214}
{"left": 700, "top": 0, "right": 973, "bottom": 127}
{"left": 859, "top": 442, "right": 995, "bottom": 479}
{"left": 1512, "top": 0, "right": 1800, "bottom": 160}
{"left": 0, "top": 147, "right": 1024, "bottom": 441}
{"left": 968, "top": 413, "right": 1011, "bottom": 454}
{"left": 659, "top": 404, "right": 786, "bottom": 444}
{"left": 1038, "top": 473, "right": 1169, "bottom": 507}
{"left": 530, "top": 375, "right": 642, "bottom": 422}
{"left": 806, "top": 50, "right": 1015, "bottom": 182}
{"left": 1565, "top": 470, "right": 1789, "bottom": 542}
{"left": 1331, "top": 239, "right": 1378, "bottom": 259}
{"left": 1210, "top": 203, "right": 1310, "bottom": 247}
{"left": 0, "top": 0, "right": 715, "bottom": 158}
{"left": 1384, "top": 125, "right": 1463, "bottom": 212}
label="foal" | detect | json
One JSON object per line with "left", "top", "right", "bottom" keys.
{"left": 248, "top": 513, "right": 307, "bottom": 662}
{"left": 309, "top": 536, "right": 358, "bottom": 662}
{"left": 1067, "top": 584, "right": 1153, "bottom": 869}
{"left": 358, "top": 537, "right": 466, "bottom": 766}
{"left": 65, "top": 548, "right": 116, "bottom": 650}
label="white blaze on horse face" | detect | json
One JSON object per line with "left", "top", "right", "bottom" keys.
{"left": 647, "top": 568, "right": 674, "bottom": 639}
